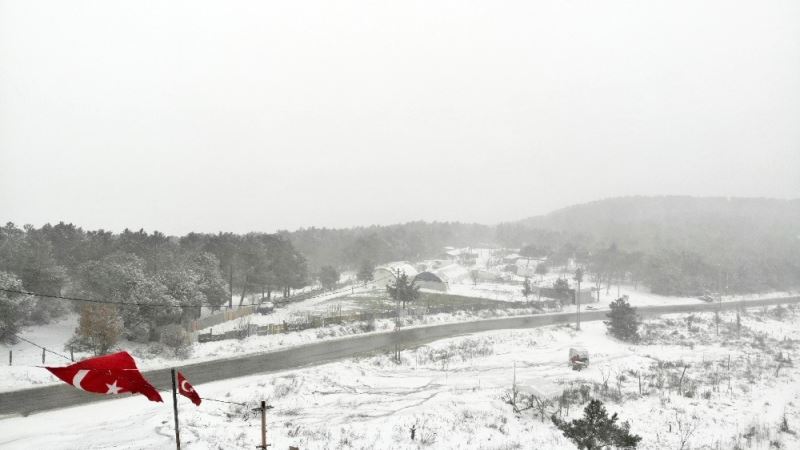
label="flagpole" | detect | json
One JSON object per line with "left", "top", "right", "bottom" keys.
{"left": 171, "top": 368, "right": 181, "bottom": 450}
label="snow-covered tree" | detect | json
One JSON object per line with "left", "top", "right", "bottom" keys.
{"left": 386, "top": 271, "right": 420, "bottom": 309}
{"left": 605, "top": 296, "right": 640, "bottom": 341}
{"left": 357, "top": 261, "right": 374, "bottom": 285}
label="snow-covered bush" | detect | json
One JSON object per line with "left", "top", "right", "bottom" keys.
{"left": 160, "top": 323, "right": 193, "bottom": 358}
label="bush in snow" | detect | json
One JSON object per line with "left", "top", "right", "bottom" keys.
{"left": 551, "top": 399, "right": 641, "bottom": 449}
{"left": 71, "top": 303, "right": 124, "bottom": 355}
{"left": 160, "top": 323, "right": 193, "bottom": 358}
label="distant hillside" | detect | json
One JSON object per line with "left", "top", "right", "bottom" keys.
{"left": 283, "top": 196, "right": 799, "bottom": 294}
{"left": 285, "top": 222, "right": 496, "bottom": 271}
{"left": 498, "top": 196, "right": 800, "bottom": 294}
{"left": 511, "top": 196, "right": 800, "bottom": 251}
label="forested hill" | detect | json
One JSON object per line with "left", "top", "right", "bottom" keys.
{"left": 503, "top": 196, "right": 800, "bottom": 253}
{"left": 284, "top": 222, "right": 495, "bottom": 271}
{"left": 497, "top": 196, "right": 800, "bottom": 295}
{"left": 520, "top": 196, "right": 799, "bottom": 238}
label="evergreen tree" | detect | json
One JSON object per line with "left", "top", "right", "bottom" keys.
{"left": 319, "top": 265, "right": 340, "bottom": 291}
{"left": 522, "top": 277, "right": 533, "bottom": 300}
{"left": 386, "top": 271, "right": 420, "bottom": 309}
{"left": 605, "top": 296, "right": 640, "bottom": 341}
{"left": 0, "top": 271, "right": 33, "bottom": 344}
{"left": 357, "top": 260, "right": 374, "bottom": 285}
{"left": 552, "top": 399, "right": 641, "bottom": 449}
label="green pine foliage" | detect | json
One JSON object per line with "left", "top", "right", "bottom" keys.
{"left": 386, "top": 271, "right": 421, "bottom": 309}
{"left": 552, "top": 399, "right": 642, "bottom": 449}
{"left": 605, "top": 296, "right": 640, "bottom": 341}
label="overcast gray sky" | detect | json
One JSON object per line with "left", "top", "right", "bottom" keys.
{"left": 1, "top": 0, "right": 798, "bottom": 235}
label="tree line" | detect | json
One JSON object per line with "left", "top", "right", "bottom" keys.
{"left": 0, "top": 222, "right": 308, "bottom": 347}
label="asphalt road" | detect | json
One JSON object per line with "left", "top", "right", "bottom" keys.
{"left": 2, "top": 295, "right": 797, "bottom": 416}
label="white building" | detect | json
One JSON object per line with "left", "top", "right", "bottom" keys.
{"left": 372, "top": 262, "right": 419, "bottom": 289}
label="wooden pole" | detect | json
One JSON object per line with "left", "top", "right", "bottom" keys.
{"left": 254, "top": 400, "right": 273, "bottom": 449}
{"left": 42, "top": 347, "right": 45, "bottom": 364}
{"left": 576, "top": 282, "right": 581, "bottom": 331}
{"left": 260, "top": 400, "right": 266, "bottom": 449}
{"left": 171, "top": 368, "right": 181, "bottom": 450}
{"left": 8, "top": 349, "right": 11, "bottom": 366}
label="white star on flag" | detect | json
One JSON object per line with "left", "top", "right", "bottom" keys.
{"left": 105, "top": 380, "right": 124, "bottom": 394}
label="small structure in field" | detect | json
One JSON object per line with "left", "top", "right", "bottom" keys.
{"left": 516, "top": 257, "right": 546, "bottom": 277}
{"left": 373, "top": 262, "right": 419, "bottom": 289}
{"left": 413, "top": 271, "right": 448, "bottom": 292}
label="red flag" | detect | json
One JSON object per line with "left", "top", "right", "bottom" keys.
{"left": 45, "top": 351, "right": 163, "bottom": 403}
{"left": 177, "top": 371, "right": 201, "bottom": 406}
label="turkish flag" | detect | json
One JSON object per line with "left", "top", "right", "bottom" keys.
{"left": 45, "top": 351, "right": 163, "bottom": 403}
{"left": 177, "top": 371, "right": 201, "bottom": 406}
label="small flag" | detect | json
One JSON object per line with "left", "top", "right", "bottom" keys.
{"left": 177, "top": 371, "right": 201, "bottom": 406}
{"left": 45, "top": 351, "right": 163, "bottom": 403}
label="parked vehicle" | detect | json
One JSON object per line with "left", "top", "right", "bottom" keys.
{"left": 256, "top": 301, "right": 275, "bottom": 315}
{"left": 569, "top": 347, "right": 589, "bottom": 371}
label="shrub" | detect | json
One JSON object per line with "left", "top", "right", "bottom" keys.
{"left": 160, "top": 323, "right": 192, "bottom": 358}
{"left": 75, "top": 304, "right": 123, "bottom": 355}
{"left": 551, "top": 399, "right": 641, "bottom": 449}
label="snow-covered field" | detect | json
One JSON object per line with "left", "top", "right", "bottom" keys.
{"left": 3, "top": 305, "right": 800, "bottom": 449}
{"left": 2, "top": 280, "right": 795, "bottom": 393}
{"left": 0, "top": 304, "right": 547, "bottom": 392}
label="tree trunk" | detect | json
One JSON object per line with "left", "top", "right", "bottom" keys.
{"left": 238, "top": 281, "right": 247, "bottom": 307}
{"left": 228, "top": 264, "right": 234, "bottom": 308}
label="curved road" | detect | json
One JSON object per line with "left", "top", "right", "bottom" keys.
{"left": 2, "top": 296, "right": 797, "bottom": 416}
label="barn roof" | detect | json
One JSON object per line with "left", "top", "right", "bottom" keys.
{"left": 374, "top": 262, "right": 419, "bottom": 278}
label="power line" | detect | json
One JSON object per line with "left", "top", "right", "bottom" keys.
{"left": 8, "top": 332, "right": 73, "bottom": 362}
{"left": 0, "top": 288, "right": 236, "bottom": 309}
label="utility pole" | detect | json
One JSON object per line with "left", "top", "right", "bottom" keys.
{"left": 574, "top": 267, "right": 584, "bottom": 331}
{"left": 170, "top": 369, "right": 181, "bottom": 450}
{"left": 254, "top": 400, "right": 274, "bottom": 449}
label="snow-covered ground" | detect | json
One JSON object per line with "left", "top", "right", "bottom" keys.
{"left": 2, "top": 279, "right": 795, "bottom": 393}
{"left": 0, "top": 304, "right": 547, "bottom": 392}
{"left": 4, "top": 305, "right": 800, "bottom": 449}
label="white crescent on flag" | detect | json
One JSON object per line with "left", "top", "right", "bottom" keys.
{"left": 180, "top": 379, "right": 194, "bottom": 393}
{"left": 71, "top": 369, "right": 89, "bottom": 390}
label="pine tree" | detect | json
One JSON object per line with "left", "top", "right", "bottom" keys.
{"left": 386, "top": 271, "right": 420, "bottom": 309}
{"left": 522, "top": 277, "right": 532, "bottom": 300}
{"left": 605, "top": 296, "right": 640, "bottom": 341}
{"left": 552, "top": 399, "right": 642, "bottom": 449}
{"left": 0, "top": 271, "right": 33, "bottom": 344}
{"left": 319, "top": 265, "right": 340, "bottom": 291}
{"left": 357, "top": 261, "right": 374, "bottom": 286}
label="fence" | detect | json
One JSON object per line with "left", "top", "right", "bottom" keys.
{"left": 188, "top": 283, "right": 365, "bottom": 334}
{"left": 188, "top": 306, "right": 257, "bottom": 332}
{"left": 196, "top": 300, "right": 561, "bottom": 343}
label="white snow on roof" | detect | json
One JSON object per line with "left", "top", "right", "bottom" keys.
{"left": 374, "top": 262, "right": 419, "bottom": 278}
{"left": 433, "top": 264, "right": 470, "bottom": 283}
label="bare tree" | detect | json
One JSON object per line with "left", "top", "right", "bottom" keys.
{"left": 673, "top": 412, "right": 700, "bottom": 450}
